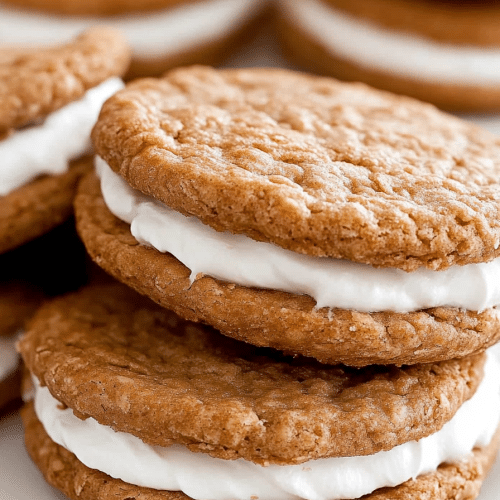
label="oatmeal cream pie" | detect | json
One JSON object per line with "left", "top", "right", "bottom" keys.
{"left": 19, "top": 283, "right": 500, "bottom": 500}
{"left": 0, "top": 27, "right": 130, "bottom": 255}
{"left": 0, "top": 0, "right": 268, "bottom": 79}
{"left": 77, "top": 66, "right": 500, "bottom": 367}
{"left": 277, "top": 0, "right": 500, "bottom": 112}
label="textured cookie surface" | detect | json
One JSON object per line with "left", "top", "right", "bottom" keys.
{"left": 0, "top": 0, "right": 198, "bottom": 15}
{"left": 0, "top": 27, "right": 130, "bottom": 134}
{"left": 22, "top": 402, "right": 500, "bottom": 500}
{"left": 93, "top": 66, "right": 500, "bottom": 271}
{"left": 0, "top": 156, "right": 92, "bottom": 254}
{"left": 75, "top": 172, "right": 500, "bottom": 367}
{"left": 19, "top": 282, "right": 486, "bottom": 464}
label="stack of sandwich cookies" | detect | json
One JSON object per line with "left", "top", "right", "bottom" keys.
{"left": 277, "top": 0, "right": 500, "bottom": 111}
{"left": 18, "top": 283, "right": 500, "bottom": 500}
{"left": 0, "top": 0, "right": 268, "bottom": 79}
{"left": 0, "top": 27, "right": 130, "bottom": 254}
{"left": 60, "top": 65, "right": 500, "bottom": 498}
{"left": 79, "top": 66, "right": 500, "bottom": 367}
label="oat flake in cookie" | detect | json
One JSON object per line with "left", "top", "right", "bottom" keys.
{"left": 18, "top": 283, "right": 500, "bottom": 500}
{"left": 277, "top": 0, "right": 500, "bottom": 112}
{"left": 76, "top": 66, "right": 500, "bottom": 366}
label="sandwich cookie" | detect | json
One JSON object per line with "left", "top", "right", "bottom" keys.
{"left": 19, "top": 283, "right": 500, "bottom": 500}
{"left": 0, "top": 28, "right": 129, "bottom": 407}
{"left": 0, "top": 0, "right": 268, "bottom": 79}
{"left": 78, "top": 66, "right": 500, "bottom": 367}
{"left": 277, "top": 0, "right": 500, "bottom": 111}
{"left": 0, "top": 27, "right": 130, "bottom": 255}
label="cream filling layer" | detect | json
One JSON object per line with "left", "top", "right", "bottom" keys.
{"left": 97, "top": 157, "right": 500, "bottom": 313}
{"left": 0, "top": 78, "right": 123, "bottom": 196}
{"left": 0, "top": 0, "right": 265, "bottom": 60}
{"left": 279, "top": 0, "right": 500, "bottom": 85}
{"left": 0, "top": 336, "right": 18, "bottom": 382}
{"left": 33, "top": 351, "right": 500, "bottom": 500}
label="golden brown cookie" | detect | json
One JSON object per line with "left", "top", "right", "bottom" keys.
{"left": 0, "top": 27, "right": 130, "bottom": 134}
{"left": 276, "top": 0, "right": 500, "bottom": 111}
{"left": 92, "top": 66, "right": 500, "bottom": 272}
{"left": 21, "top": 380, "right": 500, "bottom": 500}
{"left": 18, "top": 282, "right": 487, "bottom": 465}
{"left": 75, "top": 171, "right": 500, "bottom": 367}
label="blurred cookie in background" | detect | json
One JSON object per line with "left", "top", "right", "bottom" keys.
{"left": 277, "top": 0, "right": 500, "bottom": 111}
{"left": 0, "top": 0, "right": 270, "bottom": 78}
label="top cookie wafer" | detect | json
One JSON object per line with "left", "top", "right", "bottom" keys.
{"left": 93, "top": 66, "right": 500, "bottom": 272}
{"left": 0, "top": 27, "right": 130, "bottom": 134}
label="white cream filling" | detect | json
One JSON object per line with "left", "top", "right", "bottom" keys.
{"left": 33, "top": 350, "right": 500, "bottom": 500}
{"left": 0, "top": 78, "right": 123, "bottom": 196}
{"left": 0, "top": 0, "right": 265, "bottom": 60}
{"left": 0, "top": 335, "right": 18, "bottom": 382}
{"left": 97, "top": 156, "right": 500, "bottom": 314}
{"left": 279, "top": 0, "right": 500, "bottom": 85}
